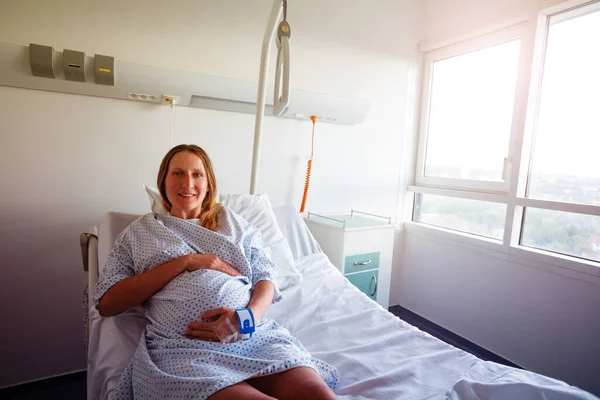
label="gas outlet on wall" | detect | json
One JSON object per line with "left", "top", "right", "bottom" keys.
{"left": 161, "top": 95, "right": 179, "bottom": 105}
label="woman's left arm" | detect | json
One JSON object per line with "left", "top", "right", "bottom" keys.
{"left": 246, "top": 280, "right": 275, "bottom": 324}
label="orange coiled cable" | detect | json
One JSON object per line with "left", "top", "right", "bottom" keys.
{"left": 299, "top": 159, "right": 312, "bottom": 213}
{"left": 300, "top": 116, "right": 317, "bottom": 213}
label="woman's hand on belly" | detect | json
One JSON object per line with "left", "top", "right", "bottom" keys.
{"left": 184, "top": 306, "right": 240, "bottom": 343}
{"left": 183, "top": 254, "right": 241, "bottom": 277}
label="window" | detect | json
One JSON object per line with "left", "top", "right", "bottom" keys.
{"left": 414, "top": 194, "right": 506, "bottom": 240}
{"left": 410, "top": 0, "right": 600, "bottom": 270}
{"left": 526, "top": 7, "right": 600, "bottom": 207}
{"left": 521, "top": 208, "right": 600, "bottom": 262}
{"left": 416, "top": 29, "right": 523, "bottom": 192}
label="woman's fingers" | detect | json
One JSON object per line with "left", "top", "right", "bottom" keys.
{"left": 221, "top": 263, "right": 241, "bottom": 276}
{"left": 212, "top": 257, "right": 239, "bottom": 276}
{"left": 184, "top": 320, "right": 217, "bottom": 340}
{"left": 201, "top": 306, "right": 228, "bottom": 320}
{"left": 184, "top": 327, "right": 219, "bottom": 341}
{"left": 184, "top": 254, "right": 217, "bottom": 272}
{"left": 185, "top": 309, "right": 240, "bottom": 343}
{"left": 185, "top": 314, "right": 237, "bottom": 343}
{"left": 186, "top": 320, "right": 214, "bottom": 331}
{"left": 184, "top": 254, "right": 240, "bottom": 276}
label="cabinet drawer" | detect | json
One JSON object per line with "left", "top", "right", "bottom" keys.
{"left": 344, "top": 252, "right": 380, "bottom": 274}
{"left": 346, "top": 270, "right": 379, "bottom": 301}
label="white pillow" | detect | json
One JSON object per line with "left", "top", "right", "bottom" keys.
{"left": 144, "top": 184, "right": 168, "bottom": 215}
{"left": 142, "top": 185, "right": 302, "bottom": 291}
{"left": 218, "top": 193, "right": 302, "bottom": 291}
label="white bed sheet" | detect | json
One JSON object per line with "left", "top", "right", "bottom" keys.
{"left": 88, "top": 206, "right": 597, "bottom": 400}
{"left": 267, "top": 253, "right": 596, "bottom": 400}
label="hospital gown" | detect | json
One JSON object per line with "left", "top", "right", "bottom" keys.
{"left": 94, "top": 207, "right": 339, "bottom": 399}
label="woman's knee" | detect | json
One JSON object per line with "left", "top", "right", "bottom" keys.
{"left": 283, "top": 378, "right": 336, "bottom": 400}
{"left": 272, "top": 367, "right": 337, "bottom": 400}
{"left": 208, "top": 381, "right": 278, "bottom": 400}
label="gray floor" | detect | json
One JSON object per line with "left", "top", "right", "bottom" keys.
{"left": 389, "top": 305, "right": 520, "bottom": 367}
{"left": 1, "top": 373, "right": 86, "bottom": 400}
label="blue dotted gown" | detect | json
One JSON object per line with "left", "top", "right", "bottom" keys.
{"left": 94, "top": 207, "right": 339, "bottom": 399}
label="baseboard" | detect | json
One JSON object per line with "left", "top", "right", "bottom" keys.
{"left": 0, "top": 370, "right": 86, "bottom": 397}
{"left": 389, "top": 305, "right": 522, "bottom": 369}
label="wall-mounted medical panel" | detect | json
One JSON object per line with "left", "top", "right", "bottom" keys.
{"left": 0, "top": 42, "right": 370, "bottom": 125}
{"left": 94, "top": 54, "right": 114, "bottom": 86}
{"left": 29, "top": 44, "right": 55, "bottom": 78}
{"left": 63, "top": 49, "right": 86, "bottom": 82}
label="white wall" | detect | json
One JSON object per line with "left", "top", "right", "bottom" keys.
{"left": 394, "top": 230, "right": 600, "bottom": 394}
{"left": 0, "top": 0, "right": 420, "bottom": 387}
{"left": 420, "top": 0, "right": 566, "bottom": 50}
{"left": 390, "top": 0, "right": 600, "bottom": 395}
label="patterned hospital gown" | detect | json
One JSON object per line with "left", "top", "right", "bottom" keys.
{"left": 94, "top": 207, "right": 339, "bottom": 399}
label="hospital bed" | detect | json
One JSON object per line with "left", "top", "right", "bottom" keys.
{"left": 81, "top": 204, "right": 598, "bottom": 400}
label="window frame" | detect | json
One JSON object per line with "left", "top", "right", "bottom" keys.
{"left": 415, "top": 25, "right": 527, "bottom": 194}
{"left": 409, "top": 0, "right": 600, "bottom": 281}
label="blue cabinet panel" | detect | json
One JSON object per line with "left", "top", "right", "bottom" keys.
{"left": 344, "top": 252, "right": 380, "bottom": 275}
{"left": 346, "top": 270, "right": 379, "bottom": 301}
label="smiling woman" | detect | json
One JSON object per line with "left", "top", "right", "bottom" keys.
{"left": 93, "top": 144, "right": 339, "bottom": 400}
{"left": 157, "top": 144, "right": 221, "bottom": 230}
{"left": 164, "top": 152, "right": 209, "bottom": 218}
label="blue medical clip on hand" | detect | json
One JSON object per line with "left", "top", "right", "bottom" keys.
{"left": 235, "top": 308, "right": 255, "bottom": 339}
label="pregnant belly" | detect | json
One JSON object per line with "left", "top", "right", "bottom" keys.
{"left": 145, "top": 269, "right": 252, "bottom": 333}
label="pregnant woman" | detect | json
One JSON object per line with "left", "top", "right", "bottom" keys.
{"left": 94, "top": 144, "right": 339, "bottom": 400}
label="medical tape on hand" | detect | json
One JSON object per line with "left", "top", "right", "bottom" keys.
{"left": 235, "top": 308, "right": 255, "bottom": 339}
{"left": 222, "top": 317, "right": 238, "bottom": 343}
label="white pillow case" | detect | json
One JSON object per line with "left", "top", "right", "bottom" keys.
{"left": 144, "top": 184, "right": 168, "bottom": 215}
{"left": 143, "top": 185, "right": 302, "bottom": 291}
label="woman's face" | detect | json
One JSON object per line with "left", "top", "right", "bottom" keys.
{"left": 164, "top": 151, "right": 209, "bottom": 219}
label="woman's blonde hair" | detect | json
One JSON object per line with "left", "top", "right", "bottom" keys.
{"left": 157, "top": 144, "right": 222, "bottom": 231}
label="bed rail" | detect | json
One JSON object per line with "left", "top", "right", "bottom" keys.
{"left": 80, "top": 228, "right": 99, "bottom": 355}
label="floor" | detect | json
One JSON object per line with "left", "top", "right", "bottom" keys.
{"left": 388, "top": 305, "right": 521, "bottom": 367}
{"left": 0, "top": 372, "right": 87, "bottom": 400}
{"left": 0, "top": 305, "right": 519, "bottom": 399}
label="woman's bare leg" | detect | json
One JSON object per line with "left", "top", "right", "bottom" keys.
{"left": 208, "top": 380, "right": 277, "bottom": 400}
{"left": 248, "top": 366, "right": 337, "bottom": 400}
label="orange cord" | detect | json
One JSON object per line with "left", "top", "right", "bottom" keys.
{"left": 299, "top": 159, "right": 312, "bottom": 213}
{"left": 300, "top": 116, "right": 317, "bottom": 213}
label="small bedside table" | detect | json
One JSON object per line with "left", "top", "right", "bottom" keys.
{"left": 304, "top": 210, "right": 395, "bottom": 308}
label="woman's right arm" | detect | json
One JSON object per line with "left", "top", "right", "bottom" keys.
{"left": 97, "top": 256, "right": 186, "bottom": 317}
{"left": 97, "top": 254, "right": 240, "bottom": 317}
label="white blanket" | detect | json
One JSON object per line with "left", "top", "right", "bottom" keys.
{"left": 265, "top": 253, "right": 597, "bottom": 400}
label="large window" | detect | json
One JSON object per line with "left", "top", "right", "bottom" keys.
{"left": 526, "top": 6, "right": 600, "bottom": 207}
{"left": 416, "top": 30, "right": 523, "bottom": 193}
{"left": 411, "top": 0, "right": 600, "bottom": 269}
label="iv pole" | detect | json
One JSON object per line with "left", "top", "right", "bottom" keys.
{"left": 250, "top": 0, "right": 291, "bottom": 194}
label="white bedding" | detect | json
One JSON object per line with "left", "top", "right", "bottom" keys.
{"left": 87, "top": 206, "right": 597, "bottom": 400}
{"left": 269, "top": 253, "right": 596, "bottom": 400}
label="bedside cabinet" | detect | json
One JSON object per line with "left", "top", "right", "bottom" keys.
{"left": 304, "top": 210, "right": 395, "bottom": 308}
